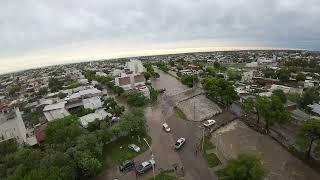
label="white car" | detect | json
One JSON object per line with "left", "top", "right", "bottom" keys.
{"left": 203, "top": 119, "right": 216, "bottom": 127}
{"left": 174, "top": 137, "right": 186, "bottom": 150}
{"left": 128, "top": 144, "right": 141, "bottom": 152}
{"left": 162, "top": 123, "right": 171, "bottom": 132}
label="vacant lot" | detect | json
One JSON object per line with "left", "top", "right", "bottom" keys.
{"left": 177, "top": 95, "right": 222, "bottom": 121}
{"left": 212, "top": 121, "right": 320, "bottom": 180}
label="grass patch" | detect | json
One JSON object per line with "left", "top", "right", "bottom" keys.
{"left": 200, "top": 135, "right": 221, "bottom": 168}
{"left": 173, "top": 106, "right": 188, "bottom": 120}
{"left": 150, "top": 170, "right": 178, "bottom": 180}
{"left": 102, "top": 134, "right": 152, "bottom": 169}
{"left": 202, "top": 151, "right": 221, "bottom": 168}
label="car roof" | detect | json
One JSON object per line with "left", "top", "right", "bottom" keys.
{"left": 207, "top": 119, "right": 215, "bottom": 122}
{"left": 177, "top": 138, "right": 185, "bottom": 142}
{"left": 163, "top": 123, "right": 168, "bottom": 127}
{"left": 141, "top": 161, "right": 150, "bottom": 167}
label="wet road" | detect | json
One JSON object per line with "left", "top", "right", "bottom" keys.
{"left": 151, "top": 69, "right": 217, "bottom": 180}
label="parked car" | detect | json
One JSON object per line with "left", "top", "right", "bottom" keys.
{"left": 135, "top": 159, "right": 155, "bottom": 174}
{"left": 128, "top": 144, "right": 141, "bottom": 152}
{"left": 119, "top": 160, "right": 135, "bottom": 171}
{"left": 162, "top": 123, "right": 171, "bottom": 132}
{"left": 203, "top": 119, "right": 216, "bottom": 127}
{"left": 174, "top": 137, "right": 186, "bottom": 150}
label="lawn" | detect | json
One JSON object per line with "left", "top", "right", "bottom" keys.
{"left": 173, "top": 106, "right": 188, "bottom": 120}
{"left": 102, "top": 134, "right": 152, "bottom": 169}
{"left": 150, "top": 170, "right": 178, "bottom": 180}
{"left": 200, "top": 135, "right": 221, "bottom": 168}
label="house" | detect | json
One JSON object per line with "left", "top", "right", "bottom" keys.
{"left": 83, "top": 96, "right": 103, "bottom": 110}
{"left": 79, "top": 109, "right": 111, "bottom": 128}
{"left": 115, "top": 73, "right": 146, "bottom": 91}
{"left": 307, "top": 103, "right": 320, "bottom": 117}
{"left": 290, "top": 108, "right": 311, "bottom": 125}
{"left": 43, "top": 102, "right": 70, "bottom": 122}
{"left": 0, "top": 108, "right": 37, "bottom": 145}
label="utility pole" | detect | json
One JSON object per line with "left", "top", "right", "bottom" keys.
{"left": 143, "top": 138, "right": 155, "bottom": 180}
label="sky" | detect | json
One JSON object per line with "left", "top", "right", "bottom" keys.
{"left": 1, "top": 0, "right": 320, "bottom": 74}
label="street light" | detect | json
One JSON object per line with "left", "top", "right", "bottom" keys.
{"left": 143, "top": 138, "right": 155, "bottom": 180}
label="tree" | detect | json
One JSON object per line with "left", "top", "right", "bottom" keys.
{"left": 299, "top": 88, "right": 320, "bottom": 108}
{"left": 219, "top": 153, "right": 265, "bottom": 180}
{"left": 48, "top": 78, "right": 64, "bottom": 92}
{"left": 202, "top": 77, "right": 239, "bottom": 107}
{"left": 143, "top": 71, "right": 152, "bottom": 82}
{"left": 272, "top": 89, "right": 287, "bottom": 103}
{"left": 149, "top": 86, "right": 159, "bottom": 104}
{"left": 256, "top": 95, "right": 290, "bottom": 132}
{"left": 45, "top": 115, "right": 86, "bottom": 150}
{"left": 276, "top": 69, "right": 290, "bottom": 83}
{"left": 119, "top": 108, "right": 146, "bottom": 136}
{"left": 8, "top": 85, "right": 21, "bottom": 96}
{"left": 213, "top": 61, "right": 221, "bottom": 69}
{"left": 180, "top": 74, "right": 199, "bottom": 87}
{"left": 296, "top": 119, "right": 320, "bottom": 157}
{"left": 243, "top": 97, "right": 255, "bottom": 116}
{"left": 112, "top": 86, "right": 124, "bottom": 96}
{"left": 296, "top": 73, "right": 306, "bottom": 81}
{"left": 126, "top": 91, "right": 147, "bottom": 107}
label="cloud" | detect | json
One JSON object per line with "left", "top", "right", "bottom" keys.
{"left": 0, "top": 0, "right": 319, "bottom": 72}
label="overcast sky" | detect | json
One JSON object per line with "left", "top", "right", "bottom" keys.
{"left": 1, "top": 0, "right": 320, "bottom": 73}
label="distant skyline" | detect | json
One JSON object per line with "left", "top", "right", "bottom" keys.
{"left": 1, "top": 0, "right": 320, "bottom": 74}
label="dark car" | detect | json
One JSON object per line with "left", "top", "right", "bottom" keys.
{"left": 135, "top": 159, "right": 155, "bottom": 174}
{"left": 119, "top": 160, "right": 135, "bottom": 172}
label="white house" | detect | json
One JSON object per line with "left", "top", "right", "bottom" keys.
{"left": 79, "top": 109, "right": 110, "bottom": 128}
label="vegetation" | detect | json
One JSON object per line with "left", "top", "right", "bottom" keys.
{"left": 112, "top": 85, "right": 124, "bottom": 96}
{"left": 104, "top": 97, "right": 125, "bottom": 117}
{"left": 218, "top": 153, "right": 265, "bottom": 180}
{"left": 7, "top": 84, "right": 21, "bottom": 96}
{"left": 126, "top": 91, "right": 147, "bottom": 107}
{"left": 151, "top": 170, "right": 177, "bottom": 180}
{"left": 202, "top": 77, "right": 239, "bottom": 107}
{"left": 243, "top": 95, "right": 290, "bottom": 132}
{"left": 296, "top": 119, "right": 320, "bottom": 157}
{"left": 299, "top": 88, "right": 320, "bottom": 108}
{"left": 179, "top": 73, "right": 199, "bottom": 87}
{"left": 71, "top": 107, "right": 95, "bottom": 117}
{"left": 272, "top": 89, "right": 287, "bottom": 103}
{"left": 0, "top": 107, "right": 148, "bottom": 179}
{"left": 156, "top": 61, "right": 169, "bottom": 72}
{"left": 173, "top": 106, "right": 188, "bottom": 120}
{"left": 48, "top": 77, "right": 64, "bottom": 92}
{"left": 149, "top": 86, "right": 160, "bottom": 104}
{"left": 201, "top": 135, "right": 221, "bottom": 168}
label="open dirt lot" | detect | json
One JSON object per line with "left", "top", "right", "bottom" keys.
{"left": 177, "top": 95, "right": 222, "bottom": 121}
{"left": 212, "top": 120, "right": 320, "bottom": 180}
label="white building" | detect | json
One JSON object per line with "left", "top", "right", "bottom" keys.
{"left": 126, "top": 59, "right": 144, "bottom": 74}
{"left": 83, "top": 96, "right": 103, "bottom": 110}
{"left": 242, "top": 71, "right": 254, "bottom": 82}
{"left": 43, "top": 102, "right": 70, "bottom": 122}
{"left": 0, "top": 108, "right": 37, "bottom": 145}
{"left": 79, "top": 109, "right": 111, "bottom": 128}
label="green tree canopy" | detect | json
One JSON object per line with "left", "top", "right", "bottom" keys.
{"left": 272, "top": 89, "right": 287, "bottom": 103}
{"left": 219, "top": 153, "right": 265, "bottom": 180}
{"left": 126, "top": 91, "right": 147, "bottom": 107}
{"left": 202, "top": 77, "right": 239, "bottom": 107}
{"left": 296, "top": 119, "right": 320, "bottom": 157}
